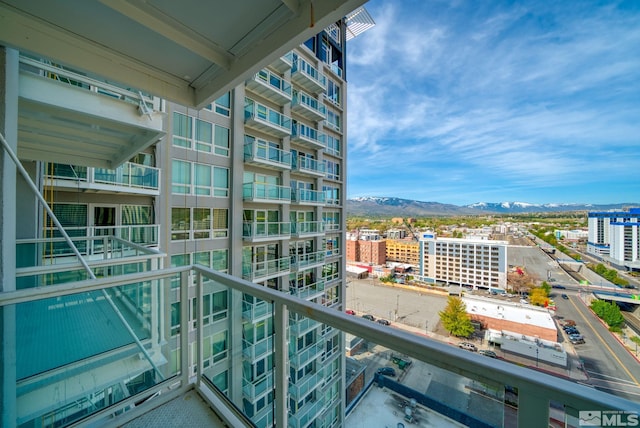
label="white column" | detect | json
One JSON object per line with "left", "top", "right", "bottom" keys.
{"left": 1, "top": 45, "right": 19, "bottom": 428}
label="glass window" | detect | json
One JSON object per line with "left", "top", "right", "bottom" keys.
{"left": 212, "top": 249, "right": 229, "bottom": 272}
{"left": 194, "top": 163, "right": 212, "bottom": 196}
{"left": 173, "top": 112, "right": 192, "bottom": 148}
{"left": 212, "top": 331, "right": 228, "bottom": 362}
{"left": 193, "top": 208, "right": 211, "bottom": 239}
{"left": 172, "top": 160, "right": 191, "bottom": 194}
{"left": 213, "top": 209, "right": 228, "bottom": 237}
{"left": 215, "top": 92, "right": 231, "bottom": 116}
{"left": 214, "top": 125, "right": 230, "bottom": 157}
{"left": 213, "top": 167, "right": 229, "bottom": 197}
{"left": 195, "top": 119, "right": 213, "bottom": 152}
{"left": 171, "top": 208, "right": 190, "bottom": 240}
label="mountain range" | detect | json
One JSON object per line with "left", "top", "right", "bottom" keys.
{"left": 347, "top": 197, "right": 639, "bottom": 217}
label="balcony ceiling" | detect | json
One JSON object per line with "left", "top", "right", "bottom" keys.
{"left": 0, "top": 0, "right": 367, "bottom": 110}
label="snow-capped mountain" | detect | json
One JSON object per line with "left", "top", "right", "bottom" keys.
{"left": 347, "top": 197, "right": 638, "bottom": 216}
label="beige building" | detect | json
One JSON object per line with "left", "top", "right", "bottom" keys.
{"left": 385, "top": 239, "right": 420, "bottom": 266}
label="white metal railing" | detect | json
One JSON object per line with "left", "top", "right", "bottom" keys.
{"left": 20, "top": 56, "right": 163, "bottom": 113}
{"left": 1, "top": 265, "right": 638, "bottom": 428}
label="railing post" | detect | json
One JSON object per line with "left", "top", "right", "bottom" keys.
{"left": 180, "top": 269, "right": 190, "bottom": 385}
{"left": 274, "top": 301, "right": 289, "bottom": 428}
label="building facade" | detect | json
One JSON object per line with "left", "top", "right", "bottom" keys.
{"left": 588, "top": 209, "right": 640, "bottom": 271}
{"left": 418, "top": 233, "right": 508, "bottom": 290}
{"left": 0, "top": 7, "right": 374, "bottom": 427}
{"left": 385, "top": 239, "right": 420, "bottom": 266}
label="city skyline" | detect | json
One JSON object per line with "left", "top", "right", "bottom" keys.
{"left": 346, "top": 0, "right": 640, "bottom": 206}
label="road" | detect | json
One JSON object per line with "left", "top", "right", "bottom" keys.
{"left": 555, "top": 291, "right": 640, "bottom": 401}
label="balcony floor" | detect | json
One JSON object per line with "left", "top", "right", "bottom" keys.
{"left": 122, "top": 389, "right": 227, "bottom": 428}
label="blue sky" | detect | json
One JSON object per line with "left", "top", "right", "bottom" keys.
{"left": 346, "top": 0, "right": 640, "bottom": 206}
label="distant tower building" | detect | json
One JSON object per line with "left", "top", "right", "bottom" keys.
{"left": 588, "top": 208, "right": 640, "bottom": 270}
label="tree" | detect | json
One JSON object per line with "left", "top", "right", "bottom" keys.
{"left": 540, "top": 281, "right": 551, "bottom": 296}
{"left": 529, "top": 288, "right": 549, "bottom": 307}
{"left": 590, "top": 300, "right": 625, "bottom": 330}
{"left": 507, "top": 269, "right": 538, "bottom": 296}
{"left": 439, "top": 296, "right": 474, "bottom": 338}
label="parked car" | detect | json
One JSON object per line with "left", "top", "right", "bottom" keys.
{"left": 459, "top": 342, "right": 477, "bottom": 352}
{"left": 377, "top": 318, "right": 390, "bottom": 325}
{"left": 551, "top": 284, "right": 566, "bottom": 289}
{"left": 377, "top": 367, "right": 396, "bottom": 377}
{"left": 479, "top": 350, "right": 498, "bottom": 358}
{"left": 561, "top": 294, "right": 569, "bottom": 299}
{"left": 362, "top": 314, "right": 375, "bottom": 321}
{"left": 570, "top": 338, "right": 585, "bottom": 345}
{"left": 563, "top": 320, "right": 576, "bottom": 327}
{"left": 565, "top": 328, "right": 580, "bottom": 335}
{"left": 345, "top": 309, "right": 356, "bottom": 315}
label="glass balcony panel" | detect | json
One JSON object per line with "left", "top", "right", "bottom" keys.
{"left": 292, "top": 189, "right": 326, "bottom": 205}
{"left": 291, "top": 122, "right": 326, "bottom": 150}
{"left": 243, "top": 221, "right": 291, "bottom": 241}
{"left": 291, "top": 155, "right": 326, "bottom": 177}
{"left": 95, "top": 162, "right": 160, "bottom": 190}
{"left": 47, "top": 163, "right": 88, "bottom": 180}
{"left": 7, "top": 278, "right": 177, "bottom": 427}
{"left": 291, "top": 56, "right": 326, "bottom": 94}
{"left": 246, "top": 69, "right": 292, "bottom": 105}
{"left": 244, "top": 99, "right": 292, "bottom": 138}
{"left": 243, "top": 183, "right": 292, "bottom": 203}
{"left": 292, "top": 221, "right": 324, "bottom": 236}
{"left": 291, "top": 90, "right": 326, "bottom": 121}
{"left": 243, "top": 140, "right": 292, "bottom": 171}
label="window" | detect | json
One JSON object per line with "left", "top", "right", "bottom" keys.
{"left": 323, "top": 185, "right": 340, "bottom": 205}
{"left": 325, "top": 135, "right": 341, "bottom": 156}
{"left": 170, "top": 302, "right": 180, "bottom": 336}
{"left": 326, "top": 79, "right": 341, "bottom": 106}
{"left": 326, "top": 109, "right": 341, "bottom": 131}
{"left": 214, "top": 92, "right": 231, "bottom": 116}
{"left": 173, "top": 112, "right": 192, "bottom": 148}
{"left": 211, "top": 331, "right": 228, "bottom": 362}
{"left": 172, "top": 208, "right": 229, "bottom": 241}
{"left": 172, "top": 160, "right": 229, "bottom": 196}
{"left": 172, "top": 160, "right": 191, "bottom": 194}
{"left": 172, "top": 112, "right": 230, "bottom": 156}
{"left": 325, "top": 160, "right": 340, "bottom": 180}
{"left": 171, "top": 208, "right": 190, "bottom": 240}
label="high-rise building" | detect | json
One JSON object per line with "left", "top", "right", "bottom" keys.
{"left": 0, "top": 3, "right": 374, "bottom": 427}
{"left": 588, "top": 208, "right": 640, "bottom": 271}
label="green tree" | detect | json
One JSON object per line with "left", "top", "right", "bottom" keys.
{"left": 590, "top": 300, "right": 625, "bottom": 329}
{"left": 540, "top": 282, "right": 551, "bottom": 296}
{"left": 439, "top": 296, "right": 474, "bottom": 338}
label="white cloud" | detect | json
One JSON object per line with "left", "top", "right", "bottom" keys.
{"left": 346, "top": 0, "right": 640, "bottom": 204}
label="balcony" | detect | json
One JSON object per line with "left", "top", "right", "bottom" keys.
{"left": 291, "top": 56, "right": 326, "bottom": 95}
{"left": 291, "top": 155, "right": 326, "bottom": 177}
{"left": 1, "top": 265, "right": 637, "bottom": 428}
{"left": 291, "top": 188, "right": 326, "bottom": 206}
{"left": 291, "top": 122, "right": 325, "bottom": 150}
{"left": 289, "top": 343, "right": 323, "bottom": 369}
{"left": 289, "top": 398, "right": 325, "bottom": 428}
{"left": 289, "top": 371, "right": 323, "bottom": 400}
{"left": 271, "top": 51, "right": 294, "bottom": 74}
{"left": 291, "top": 251, "right": 326, "bottom": 272}
{"left": 245, "top": 69, "right": 292, "bottom": 105}
{"left": 292, "top": 90, "right": 326, "bottom": 121}
{"left": 292, "top": 221, "right": 325, "bottom": 237}
{"left": 243, "top": 140, "right": 291, "bottom": 171}
{"left": 323, "top": 222, "right": 341, "bottom": 232}
{"left": 244, "top": 99, "right": 292, "bottom": 138}
{"left": 242, "top": 221, "right": 291, "bottom": 242}
{"left": 242, "top": 182, "right": 292, "bottom": 204}
{"left": 290, "top": 280, "right": 325, "bottom": 300}
{"left": 47, "top": 161, "right": 161, "bottom": 195}
{"left": 243, "top": 375, "right": 274, "bottom": 402}
{"left": 16, "top": 233, "right": 162, "bottom": 289}
{"left": 18, "top": 56, "right": 164, "bottom": 170}
{"left": 242, "top": 257, "right": 291, "bottom": 282}
{"left": 242, "top": 336, "right": 274, "bottom": 362}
